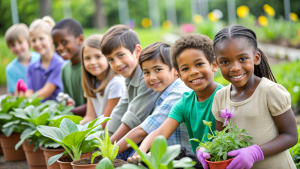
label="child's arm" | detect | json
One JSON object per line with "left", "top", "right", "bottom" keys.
{"left": 216, "top": 120, "right": 225, "bottom": 131}
{"left": 117, "top": 126, "right": 148, "bottom": 153}
{"left": 260, "top": 108, "right": 298, "bottom": 157}
{"left": 80, "top": 97, "right": 97, "bottom": 125}
{"left": 137, "top": 118, "right": 180, "bottom": 154}
{"left": 34, "top": 83, "right": 57, "bottom": 99}
{"left": 101, "top": 98, "right": 121, "bottom": 129}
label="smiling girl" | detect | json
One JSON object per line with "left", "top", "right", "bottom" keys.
{"left": 25, "top": 16, "right": 64, "bottom": 101}
{"left": 80, "top": 35, "right": 125, "bottom": 129}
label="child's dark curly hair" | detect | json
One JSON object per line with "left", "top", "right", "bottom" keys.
{"left": 170, "top": 33, "right": 214, "bottom": 72}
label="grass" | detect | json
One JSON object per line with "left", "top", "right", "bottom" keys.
{"left": 0, "top": 28, "right": 169, "bottom": 86}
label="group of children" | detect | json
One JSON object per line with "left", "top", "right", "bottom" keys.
{"left": 4, "top": 16, "right": 298, "bottom": 168}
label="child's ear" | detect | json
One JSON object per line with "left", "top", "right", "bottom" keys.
{"left": 77, "top": 34, "right": 84, "bottom": 45}
{"left": 254, "top": 51, "right": 261, "bottom": 65}
{"left": 211, "top": 61, "right": 218, "bottom": 72}
{"left": 134, "top": 44, "right": 142, "bottom": 58}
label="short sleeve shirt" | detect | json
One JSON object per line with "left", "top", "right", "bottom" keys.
{"left": 168, "top": 83, "right": 223, "bottom": 153}
{"left": 212, "top": 78, "right": 296, "bottom": 169}
{"left": 27, "top": 52, "right": 64, "bottom": 101}
{"left": 5, "top": 52, "right": 40, "bottom": 93}
{"left": 140, "top": 78, "right": 192, "bottom": 149}
{"left": 90, "top": 75, "right": 126, "bottom": 117}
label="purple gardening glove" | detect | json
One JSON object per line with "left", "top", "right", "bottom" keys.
{"left": 226, "top": 145, "right": 264, "bottom": 169}
{"left": 196, "top": 147, "right": 210, "bottom": 169}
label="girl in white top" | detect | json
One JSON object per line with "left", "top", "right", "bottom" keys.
{"left": 80, "top": 35, "right": 126, "bottom": 129}
{"left": 209, "top": 25, "right": 298, "bottom": 169}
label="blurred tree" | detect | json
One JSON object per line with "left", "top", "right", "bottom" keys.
{"left": 94, "top": 0, "right": 107, "bottom": 30}
{"left": 40, "top": 0, "right": 52, "bottom": 17}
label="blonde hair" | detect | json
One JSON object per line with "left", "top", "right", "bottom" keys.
{"left": 5, "top": 23, "right": 30, "bottom": 46}
{"left": 81, "top": 34, "right": 117, "bottom": 98}
{"left": 29, "top": 16, "right": 55, "bottom": 36}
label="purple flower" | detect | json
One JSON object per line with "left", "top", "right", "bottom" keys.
{"left": 219, "top": 109, "right": 234, "bottom": 125}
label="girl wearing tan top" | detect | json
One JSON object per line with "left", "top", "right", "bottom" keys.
{"left": 209, "top": 25, "right": 297, "bottom": 169}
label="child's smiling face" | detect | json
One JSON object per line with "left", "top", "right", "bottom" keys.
{"left": 52, "top": 28, "right": 83, "bottom": 60}
{"left": 30, "top": 29, "right": 53, "bottom": 57}
{"left": 106, "top": 45, "right": 141, "bottom": 78}
{"left": 215, "top": 38, "right": 261, "bottom": 88}
{"left": 142, "top": 59, "right": 177, "bottom": 93}
{"left": 8, "top": 38, "right": 31, "bottom": 59}
{"left": 177, "top": 48, "right": 218, "bottom": 94}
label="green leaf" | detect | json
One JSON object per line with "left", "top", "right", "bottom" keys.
{"left": 172, "top": 157, "right": 196, "bottom": 168}
{"left": 59, "top": 118, "right": 79, "bottom": 135}
{"left": 116, "top": 164, "right": 145, "bottom": 169}
{"left": 15, "top": 128, "right": 36, "bottom": 150}
{"left": 160, "top": 144, "right": 181, "bottom": 166}
{"left": 189, "top": 138, "right": 200, "bottom": 142}
{"left": 48, "top": 152, "right": 64, "bottom": 165}
{"left": 150, "top": 135, "right": 167, "bottom": 165}
{"left": 96, "top": 157, "right": 114, "bottom": 169}
{"left": 125, "top": 138, "right": 152, "bottom": 167}
{"left": 91, "top": 151, "right": 101, "bottom": 164}
{"left": 203, "top": 120, "right": 212, "bottom": 127}
{"left": 37, "top": 125, "right": 65, "bottom": 143}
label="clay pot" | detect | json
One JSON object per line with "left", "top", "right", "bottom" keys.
{"left": 0, "top": 142, "right": 3, "bottom": 154}
{"left": 71, "top": 156, "right": 127, "bottom": 169}
{"left": 0, "top": 133, "right": 26, "bottom": 161}
{"left": 22, "top": 140, "right": 47, "bottom": 169}
{"left": 205, "top": 158, "right": 234, "bottom": 169}
{"left": 57, "top": 152, "right": 93, "bottom": 169}
{"left": 40, "top": 146, "right": 65, "bottom": 169}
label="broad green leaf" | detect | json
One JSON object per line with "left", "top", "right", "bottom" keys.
{"left": 37, "top": 125, "right": 65, "bottom": 143}
{"left": 59, "top": 118, "right": 79, "bottom": 135}
{"left": 172, "top": 157, "right": 196, "bottom": 168}
{"left": 15, "top": 128, "right": 36, "bottom": 150}
{"left": 116, "top": 164, "right": 146, "bottom": 169}
{"left": 96, "top": 158, "right": 114, "bottom": 169}
{"left": 48, "top": 152, "right": 64, "bottom": 165}
{"left": 126, "top": 138, "right": 152, "bottom": 168}
{"left": 160, "top": 144, "right": 181, "bottom": 165}
{"left": 189, "top": 138, "right": 200, "bottom": 142}
{"left": 150, "top": 135, "right": 167, "bottom": 165}
{"left": 35, "top": 113, "right": 49, "bottom": 126}
{"left": 49, "top": 115, "right": 83, "bottom": 127}
{"left": 0, "top": 113, "right": 12, "bottom": 120}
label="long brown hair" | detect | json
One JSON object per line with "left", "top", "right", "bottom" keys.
{"left": 81, "top": 35, "right": 116, "bottom": 97}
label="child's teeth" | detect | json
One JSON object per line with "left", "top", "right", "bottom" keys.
{"left": 192, "top": 79, "right": 201, "bottom": 83}
{"left": 233, "top": 75, "right": 243, "bottom": 79}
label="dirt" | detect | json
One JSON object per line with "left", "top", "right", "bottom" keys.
{"left": 73, "top": 156, "right": 127, "bottom": 167}
{"left": 0, "top": 154, "right": 29, "bottom": 169}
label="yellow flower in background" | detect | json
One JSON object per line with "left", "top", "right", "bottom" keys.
{"left": 237, "top": 6, "right": 249, "bottom": 18}
{"left": 141, "top": 18, "right": 151, "bottom": 28}
{"left": 290, "top": 13, "right": 298, "bottom": 22}
{"left": 263, "top": 4, "right": 275, "bottom": 17}
{"left": 208, "top": 12, "right": 218, "bottom": 22}
{"left": 258, "top": 16, "right": 268, "bottom": 26}
{"left": 162, "top": 20, "right": 172, "bottom": 29}
{"left": 193, "top": 14, "right": 203, "bottom": 24}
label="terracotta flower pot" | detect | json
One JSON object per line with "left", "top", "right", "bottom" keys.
{"left": 0, "top": 142, "right": 3, "bottom": 154}
{"left": 40, "top": 146, "right": 64, "bottom": 169}
{"left": 22, "top": 140, "right": 47, "bottom": 169}
{"left": 57, "top": 152, "right": 93, "bottom": 169}
{"left": 71, "top": 156, "right": 127, "bottom": 169}
{"left": 0, "top": 133, "right": 26, "bottom": 161}
{"left": 205, "top": 158, "right": 234, "bottom": 169}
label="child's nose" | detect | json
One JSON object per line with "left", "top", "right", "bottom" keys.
{"left": 230, "top": 62, "right": 241, "bottom": 71}
{"left": 150, "top": 74, "right": 157, "bottom": 81}
{"left": 190, "top": 67, "right": 199, "bottom": 76}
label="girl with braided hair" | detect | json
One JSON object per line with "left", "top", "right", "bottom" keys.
{"left": 197, "top": 25, "right": 297, "bottom": 169}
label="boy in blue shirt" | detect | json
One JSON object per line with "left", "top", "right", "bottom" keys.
{"left": 134, "top": 33, "right": 223, "bottom": 155}
{"left": 116, "top": 42, "right": 191, "bottom": 156}
{"left": 52, "top": 18, "right": 87, "bottom": 116}
{"left": 100, "top": 25, "right": 160, "bottom": 144}
{"left": 5, "top": 23, "right": 40, "bottom": 95}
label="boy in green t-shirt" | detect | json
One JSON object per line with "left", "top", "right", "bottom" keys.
{"left": 132, "top": 33, "right": 222, "bottom": 156}
{"left": 52, "top": 19, "right": 87, "bottom": 116}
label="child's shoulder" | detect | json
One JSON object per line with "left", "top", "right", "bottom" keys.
{"left": 6, "top": 58, "right": 19, "bottom": 71}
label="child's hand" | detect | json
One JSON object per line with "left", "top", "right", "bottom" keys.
{"left": 56, "top": 92, "right": 75, "bottom": 106}
{"left": 196, "top": 147, "right": 210, "bottom": 169}
{"left": 226, "top": 145, "right": 264, "bottom": 169}
{"left": 127, "top": 152, "right": 151, "bottom": 166}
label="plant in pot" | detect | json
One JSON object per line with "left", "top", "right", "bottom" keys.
{"left": 71, "top": 127, "right": 127, "bottom": 168}
{"left": 191, "top": 109, "right": 253, "bottom": 169}
{"left": 0, "top": 95, "right": 42, "bottom": 161}
{"left": 114, "top": 135, "right": 196, "bottom": 169}
{"left": 37, "top": 116, "right": 110, "bottom": 169}
{"left": 13, "top": 100, "right": 82, "bottom": 169}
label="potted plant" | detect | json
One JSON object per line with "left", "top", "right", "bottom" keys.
{"left": 37, "top": 116, "right": 110, "bottom": 169}
{"left": 71, "top": 127, "right": 127, "bottom": 168}
{"left": 191, "top": 109, "right": 253, "bottom": 169}
{"left": 114, "top": 135, "right": 196, "bottom": 169}
{"left": 13, "top": 100, "right": 82, "bottom": 169}
{"left": 0, "top": 95, "right": 41, "bottom": 161}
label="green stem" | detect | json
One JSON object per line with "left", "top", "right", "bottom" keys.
{"left": 209, "top": 125, "right": 215, "bottom": 137}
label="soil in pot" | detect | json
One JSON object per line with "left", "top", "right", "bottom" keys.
{"left": 57, "top": 152, "right": 93, "bottom": 169}
{"left": 0, "top": 133, "right": 26, "bottom": 161}
{"left": 205, "top": 158, "right": 234, "bottom": 169}
{"left": 72, "top": 156, "right": 127, "bottom": 168}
